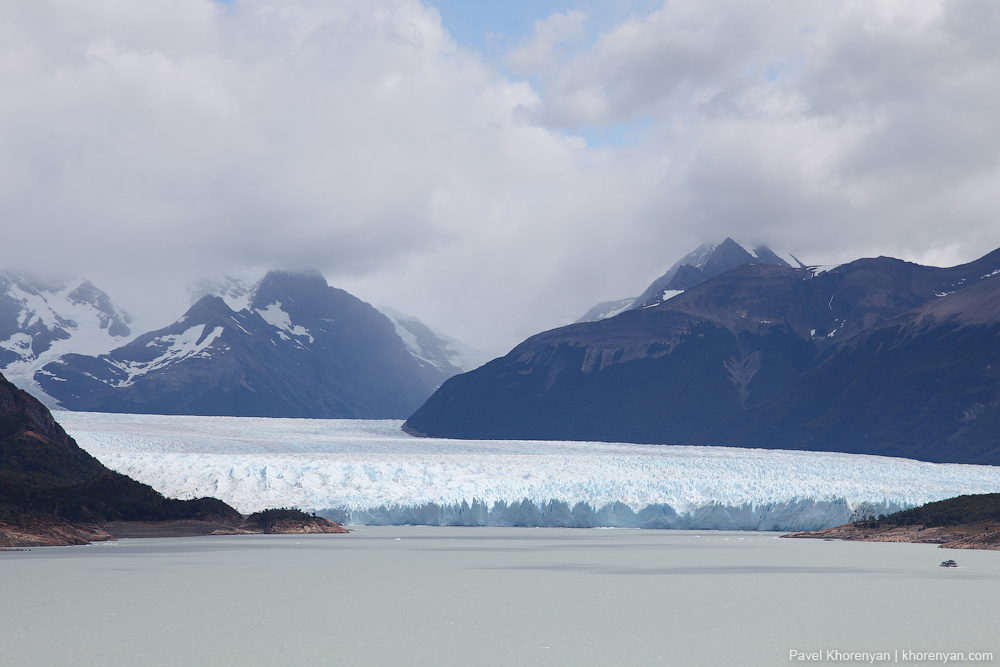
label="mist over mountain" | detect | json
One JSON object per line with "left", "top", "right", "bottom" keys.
{"left": 406, "top": 247, "right": 1000, "bottom": 465}
{"left": 191, "top": 274, "right": 488, "bottom": 375}
{"left": 35, "top": 271, "right": 462, "bottom": 418}
{"left": 376, "top": 306, "right": 491, "bottom": 375}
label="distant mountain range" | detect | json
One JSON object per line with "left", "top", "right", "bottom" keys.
{"left": 1, "top": 270, "right": 483, "bottom": 418}
{"left": 189, "top": 275, "right": 488, "bottom": 374}
{"left": 405, "top": 244, "right": 1000, "bottom": 465}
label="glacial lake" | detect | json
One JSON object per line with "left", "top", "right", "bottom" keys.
{"left": 3, "top": 527, "right": 999, "bottom": 666}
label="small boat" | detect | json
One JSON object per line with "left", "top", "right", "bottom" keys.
{"left": 940, "top": 559, "right": 958, "bottom": 568}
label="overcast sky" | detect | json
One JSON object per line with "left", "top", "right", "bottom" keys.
{"left": 3, "top": 0, "right": 1000, "bottom": 356}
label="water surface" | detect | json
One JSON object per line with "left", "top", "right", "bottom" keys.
{"left": 3, "top": 527, "right": 998, "bottom": 666}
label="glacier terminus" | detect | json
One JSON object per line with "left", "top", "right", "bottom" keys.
{"left": 58, "top": 412, "right": 1000, "bottom": 532}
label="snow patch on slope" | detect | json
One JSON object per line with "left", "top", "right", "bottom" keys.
{"left": 661, "top": 290, "right": 684, "bottom": 302}
{"left": 106, "top": 325, "right": 225, "bottom": 387}
{"left": 58, "top": 412, "right": 1000, "bottom": 531}
{"left": 256, "top": 301, "right": 314, "bottom": 344}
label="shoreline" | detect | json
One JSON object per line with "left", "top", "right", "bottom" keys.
{"left": 784, "top": 522, "right": 1000, "bottom": 550}
{"left": 1, "top": 512, "right": 348, "bottom": 547}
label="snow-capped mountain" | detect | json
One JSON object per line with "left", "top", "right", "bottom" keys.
{"left": 0, "top": 272, "right": 133, "bottom": 405}
{"left": 576, "top": 238, "right": 802, "bottom": 322}
{"left": 36, "top": 270, "right": 454, "bottom": 418}
{"left": 406, "top": 247, "right": 1000, "bottom": 465}
{"left": 191, "top": 275, "right": 487, "bottom": 376}
{"left": 377, "top": 306, "right": 491, "bottom": 374}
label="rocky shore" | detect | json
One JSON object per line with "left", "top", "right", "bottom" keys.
{"left": 784, "top": 522, "right": 1000, "bottom": 550}
{"left": 784, "top": 493, "right": 1000, "bottom": 550}
{"left": 0, "top": 519, "right": 114, "bottom": 547}
{"left": 1, "top": 509, "right": 347, "bottom": 547}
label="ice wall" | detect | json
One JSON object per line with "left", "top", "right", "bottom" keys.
{"left": 343, "top": 498, "right": 907, "bottom": 532}
{"left": 58, "top": 412, "right": 1000, "bottom": 531}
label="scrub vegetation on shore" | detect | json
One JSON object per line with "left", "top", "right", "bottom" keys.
{"left": 786, "top": 494, "right": 1000, "bottom": 550}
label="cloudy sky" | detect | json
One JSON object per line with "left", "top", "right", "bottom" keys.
{"left": 3, "top": 0, "right": 1000, "bottom": 356}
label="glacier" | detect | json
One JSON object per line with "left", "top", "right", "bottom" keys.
{"left": 57, "top": 412, "right": 1000, "bottom": 531}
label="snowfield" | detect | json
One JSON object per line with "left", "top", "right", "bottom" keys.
{"left": 58, "top": 412, "right": 1000, "bottom": 531}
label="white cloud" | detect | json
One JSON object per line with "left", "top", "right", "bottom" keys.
{"left": 504, "top": 10, "right": 587, "bottom": 75}
{"left": 2, "top": 0, "right": 1000, "bottom": 356}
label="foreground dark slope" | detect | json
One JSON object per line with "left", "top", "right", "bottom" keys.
{"left": 39, "top": 271, "right": 444, "bottom": 418}
{"left": 0, "top": 372, "right": 240, "bottom": 542}
{"left": 405, "top": 249, "right": 1000, "bottom": 464}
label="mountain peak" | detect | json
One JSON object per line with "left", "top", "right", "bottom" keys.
{"left": 621, "top": 239, "right": 799, "bottom": 314}
{"left": 250, "top": 270, "right": 332, "bottom": 311}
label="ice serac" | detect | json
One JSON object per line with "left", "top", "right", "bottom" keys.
{"left": 406, "top": 248, "right": 1000, "bottom": 465}
{"left": 37, "top": 271, "right": 445, "bottom": 418}
{"left": 59, "top": 413, "right": 1000, "bottom": 531}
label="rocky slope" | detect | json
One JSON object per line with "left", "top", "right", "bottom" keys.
{"left": 0, "top": 372, "right": 349, "bottom": 546}
{"left": 0, "top": 370, "right": 245, "bottom": 546}
{"left": 405, "top": 248, "right": 1000, "bottom": 464}
{"left": 36, "top": 270, "right": 453, "bottom": 418}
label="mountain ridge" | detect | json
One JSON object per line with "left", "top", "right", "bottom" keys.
{"left": 405, "top": 247, "right": 1000, "bottom": 464}
{"left": 36, "top": 270, "right": 455, "bottom": 418}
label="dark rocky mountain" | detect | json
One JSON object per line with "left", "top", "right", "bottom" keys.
{"left": 0, "top": 273, "right": 133, "bottom": 402}
{"left": 405, "top": 248, "right": 1000, "bottom": 465}
{"left": 36, "top": 270, "right": 452, "bottom": 418}
{"left": 191, "top": 276, "right": 483, "bottom": 376}
{"left": 0, "top": 371, "right": 242, "bottom": 545}
{"left": 576, "top": 238, "right": 799, "bottom": 323}
{"left": 716, "top": 272, "right": 1000, "bottom": 464}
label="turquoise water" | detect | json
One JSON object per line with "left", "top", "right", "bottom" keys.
{"left": 3, "top": 527, "right": 999, "bottom": 666}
